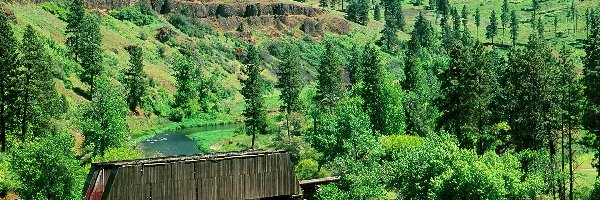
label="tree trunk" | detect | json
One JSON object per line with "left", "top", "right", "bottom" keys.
{"left": 568, "top": 118, "right": 574, "bottom": 200}
{"left": 560, "top": 119, "right": 566, "bottom": 200}
{"left": 286, "top": 109, "right": 291, "bottom": 137}
{"left": 251, "top": 130, "right": 256, "bottom": 150}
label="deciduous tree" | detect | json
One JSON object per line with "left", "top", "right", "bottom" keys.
{"left": 124, "top": 45, "right": 148, "bottom": 113}
{"left": 276, "top": 45, "right": 304, "bottom": 136}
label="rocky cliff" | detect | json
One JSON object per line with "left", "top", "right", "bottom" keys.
{"left": 83, "top": 0, "right": 350, "bottom": 35}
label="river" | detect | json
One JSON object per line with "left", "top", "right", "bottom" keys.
{"left": 138, "top": 124, "right": 238, "bottom": 157}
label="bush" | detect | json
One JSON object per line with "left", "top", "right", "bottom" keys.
{"left": 0, "top": 154, "right": 16, "bottom": 195}
{"left": 295, "top": 159, "right": 327, "bottom": 180}
{"left": 109, "top": 4, "right": 156, "bottom": 26}
{"left": 41, "top": 1, "right": 69, "bottom": 21}
{"left": 156, "top": 26, "right": 176, "bottom": 43}
{"left": 390, "top": 134, "right": 545, "bottom": 199}
{"left": 9, "top": 134, "right": 84, "bottom": 200}
{"left": 168, "top": 13, "right": 215, "bottom": 38}
{"left": 92, "top": 147, "right": 143, "bottom": 163}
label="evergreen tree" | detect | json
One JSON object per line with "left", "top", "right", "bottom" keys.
{"left": 501, "top": 0, "right": 509, "bottom": 45}
{"left": 510, "top": 10, "right": 519, "bottom": 46}
{"left": 583, "top": 11, "right": 600, "bottom": 175}
{"left": 436, "top": 0, "right": 449, "bottom": 16}
{"left": 320, "top": 0, "right": 328, "bottom": 8}
{"left": 411, "top": 0, "right": 423, "bottom": 6}
{"left": 408, "top": 13, "right": 435, "bottom": 51}
{"left": 461, "top": 5, "right": 469, "bottom": 32}
{"left": 316, "top": 42, "right": 345, "bottom": 111}
{"left": 346, "top": 0, "right": 369, "bottom": 25}
{"left": 240, "top": 45, "right": 268, "bottom": 149}
{"left": 78, "top": 14, "right": 104, "bottom": 95}
{"left": 554, "top": 16, "right": 558, "bottom": 36}
{"left": 0, "top": 13, "right": 19, "bottom": 152}
{"left": 124, "top": 45, "right": 148, "bottom": 113}
{"left": 500, "top": 36, "right": 563, "bottom": 152}
{"left": 451, "top": 7, "right": 461, "bottom": 38}
{"left": 429, "top": 0, "right": 437, "bottom": 11}
{"left": 403, "top": 48, "right": 441, "bottom": 136}
{"left": 276, "top": 45, "right": 304, "bottom": 136}
{"left": 374, "top": 3, "right": 381, "bottom": 21}
{"left": 348, "top": 44, "right": 363, "bottom": 85}
{"left": 81, "top": 78, "right": 129, "bottom": 157}
{"left": 66, "top": 0, "right": 86, "bottom": 60}
{"left": 532, "top": 0, "right": 539, "bottom": 17}
{"left": 536, "top": 17, "right": 544, "bottom": 38}
{"left": 439, "top": 38, "right": 500, "bottom": 153}
{"left": 17, "top": 25, "right": 63, "bottom": 142}
{"left": 361, "top": 44, "right": 386, "bottom": 134}
{"left": 486, "top": 10, "right": 498, "bottom": 45}
{"left": 475, "top": 7, "right": 481, "bottom": 39}
{"left": 379, "top": 0, "right": 405, "bottom": 52}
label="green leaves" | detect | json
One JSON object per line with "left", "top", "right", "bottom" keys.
{"left": 9, "top": 133, "right": 83, "bottom": 200}
{"left": 124, "top": 45, "right": 148, "bottom": 113}
{"left": 81, "top": 79, "right": 129, "bottom": 157}
{"left": 240, "top": 45, "right": 268, "bottom": 149}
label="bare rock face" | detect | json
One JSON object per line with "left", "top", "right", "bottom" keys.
{"left": 82, "top": 0, "right": 349, "bottom": 35}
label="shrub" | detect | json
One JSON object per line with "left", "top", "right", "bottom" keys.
{"left": 295, "top": 159, "right": 323, "bottom": 180}
{"left": 92, "top": 147, "right": 143, "bottom": 163}
{"left": 156, "top": 26, "right": 176, "bottom": 43}
{"left": 168, "top": 13, "right": 215, "bottom": 38}
{"left": 109, "top": 4, "right": 155, "bottom": 26}
{"left": 41, "top": 1, "right": 69, "bottom": 21}
{"left": 0, "top": 154, "right": 16, "bottom": 195}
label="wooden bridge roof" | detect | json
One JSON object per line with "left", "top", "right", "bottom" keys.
{"left": 83, "top": 150, "right": 301, "bottom": 200}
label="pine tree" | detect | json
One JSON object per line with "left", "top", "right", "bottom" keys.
{"left": 81, "top": 78, "right": 129, "bottom": 157}
{"left": 379, "top": 0, "right": 405, "bottom": 52}
{"left": 348, "top": 44, "right": 363, "bottom": 85}
{"left": 532, "top": 0, "right": 539, "bottom": 18}
{"left": 361, "top": 43, "right": 386, "bottom": 134}
{"left": 316, "top": 42, "right": 345, "bottom": 111}
{"left": 124, "top": 45, "right": 148, "bottom": 113}
{"left": 486, "top": 10, "right": 498, "bottom": 45}
{"left": 583, "top": 10, "right": 600, "bottom": 175}
{"left": 320, "top": 0, "right": 328, "bottom": 8}
{"left": 78, "top": 14, "right": 104, "bottom": 95}
{"left": 461, "top": 5, "right": 469, "bottom": 32}
{"left": 475, "top": 7, "right": 481, "bottom": 39}
{"left": 403, "top": 48, "right": 441, "bottom": 136}
{"left": 501, "top": 0, "right": 509, "bottom": 45}
{"left": 66, "top": 0, "right": 86, "bottom": 60}
{"left": 408, "top": 13, "right": 435, "bottom": 51}
{"left": 356, "top": 0, "right": 370, "bottom": 25}
{"left": 240, "top": 45, "right": 268, "bottom": 149}
{"left": 17, "top": 25, "right": 63, "bottom": 142}
{"left": 510, "top": 10, "right": 519, "bottom": 46}
{"left": 439, "top": 38, "right": 500, "bottom": 153}
{"left": 451, "top": 7, "right": 461, "bottom": 38}
{"left": 0, "top": 13, "right": 19, "bottom": 152}
{"left": 536, "top": 17, "right": 544, "bottom": 38}
{"left": 436, "top": 0, "right": 449, "bottom": 16}
{"left": 374, "top": 3, "right": 381, "bottom": 21}
{"left": 276, "top": 45, "right": 304, "bottom": 136}
{"left": 554, "top": 16, "right": 558, "bottom": 36}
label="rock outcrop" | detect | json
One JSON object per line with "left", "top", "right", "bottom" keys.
{"left": 82, "top": 0, "right": 349, "bottom": 35}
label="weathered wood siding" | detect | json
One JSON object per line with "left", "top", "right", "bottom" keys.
{"left": 84, "top": 150, "right": 301, "bottom": 200}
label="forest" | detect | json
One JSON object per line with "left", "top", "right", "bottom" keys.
{"left": 1, "top": 0, "right": 600, "bottom": 199}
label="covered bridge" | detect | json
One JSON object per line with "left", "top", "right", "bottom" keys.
{"left": 83, "top": 150, "right": 303, "bottom": 200}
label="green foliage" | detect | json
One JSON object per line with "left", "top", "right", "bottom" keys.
{"left": 81, "top": 79, "right": 130, "bottom": 157}
{"left": 109, "top": 4, "right": 156, "bottom": 26}
{"left": 78, "top": 14, "right": 104, "bottom": 94}
{"left": 583, "top": 10, "right": 600, "bottom": 174}
{"left": 17, "top": 25, "right": 64, "bottom": 141}
{"left": 172, "top": 52, "right": 201, "bottom": 120}
{"left": 0, "top": 12, "right": 20, "bottom": 152}
{"left": 276, "top": 45, "right": 304, "bottom": 130}
{"left": 40, "top": 1, "right": 69, "bottom": 21}
{"left": 295, "top": 159, "right": 328, "bottom": 180}
{"left": 408, "top": 13, "right": 435, "bottom": 51}
{"left": 168, "top": 13, "right": 215, "bottom": 38}
{"left": 124, "top": 45, "right": 148, "bottom": 112}
{"left": 318, "top": 184, "right": 350, "bottom": 200}
{"left": 403, "top": 48, "right": 444, "bottom": 136}
{"left": 486, "top": 10, "right": 498, "bottom": 44}
{"left": 439, "top": 39, "right": 501, "bottom": 153}
{"left": 91, "top": 147, "right": 143, "bottom": 163}
{"left": 373, "top": 4, "right": 381, "bottom": 21}
{"left": 510, "top": 10, "right": 519, "bottom": 46}
{"left": 346, "top": 0, "right": 369, "bottom": 25}
{"left": 379, "top": 0, "right": 405, "bottom": 52}
{"left": 240, "top": 45, "right": 268, "bottom": 149}
{"left": 65, "top": 0, "right": 85, "bottom": 60}
{"left": 9, "top": 133, "right": 83, "bottom": 200}
{"left": 316, "top": 41, "right": 345, "bottom": 110}
{"left": 389, "top": 134, "right": 545, "bottom": 199}
{"left": 0, "top": 154, "right": 17, "bottom": 194}
{"left": 589, "top": 178, "right": 600, "bottom": 200}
